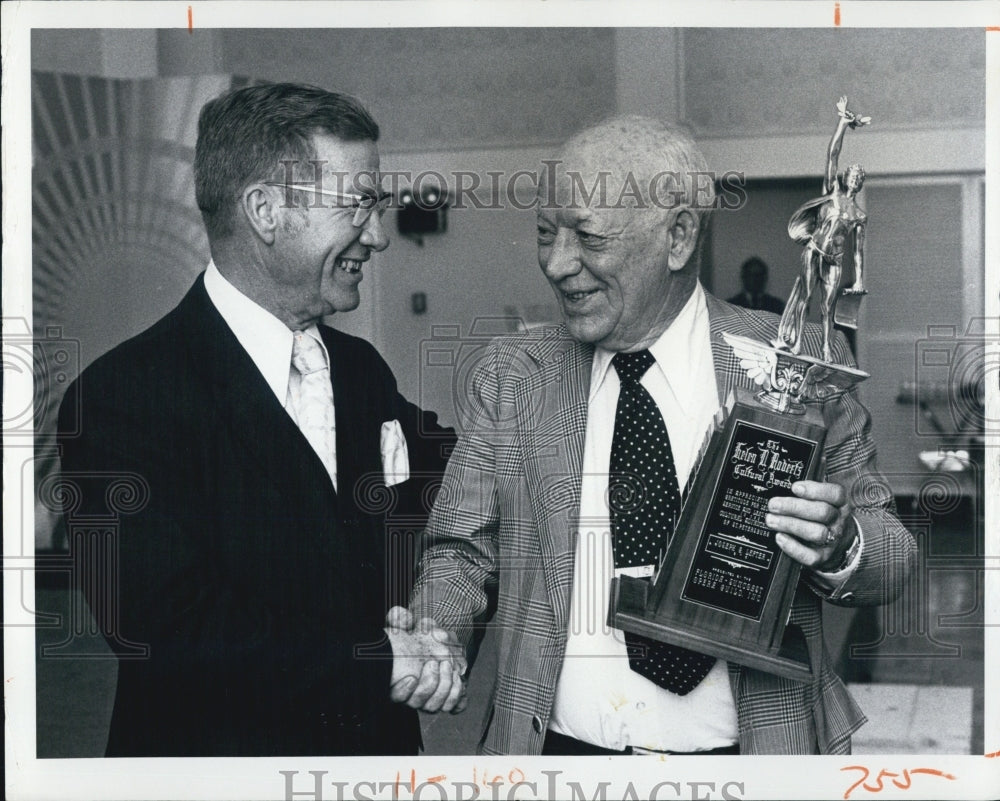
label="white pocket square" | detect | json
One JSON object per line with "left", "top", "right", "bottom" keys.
{"left": 380, "top": 419, "right": 410, "bottom": 487}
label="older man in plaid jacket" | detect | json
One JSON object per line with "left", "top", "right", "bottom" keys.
{"left": 391, "top": 116, "right": 915, "bottom": 755}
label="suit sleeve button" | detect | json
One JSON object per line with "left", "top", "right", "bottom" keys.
{"left": 531, "top": 715, "right": 543, "bottom": 733}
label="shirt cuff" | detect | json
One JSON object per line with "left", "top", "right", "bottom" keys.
{"left": 809, "top": 515, "right": 864, "bottom": 592}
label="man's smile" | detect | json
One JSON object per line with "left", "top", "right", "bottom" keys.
{"left": 335, "top": 256, "right": 367, "bottom": 275}
{"left": 561, "top": 287, "right": 601, "bottom": 305}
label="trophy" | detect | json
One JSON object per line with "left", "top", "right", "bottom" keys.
{"left": 609, "top": 97, "right": 871, "bottom": 681}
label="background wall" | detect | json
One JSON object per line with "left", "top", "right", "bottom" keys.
{"left": 708, "top": 178, "right": 816, "bottom": 302}
{"left": 31, "top": 27, "right": 986, "bottom": 540}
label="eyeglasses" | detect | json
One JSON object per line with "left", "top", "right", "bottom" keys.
{"left": 265, "top": 182, "right": 392, "bottom": 227}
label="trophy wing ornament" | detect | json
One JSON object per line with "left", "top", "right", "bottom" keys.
{"left": 722, "top": 332, "right": 778, "bottom": 392}
{"left": 723, "top": 330, "right": 868, "bottom": 414}
{"left": 800, "top": 361, "right": 869, "bottom": 402}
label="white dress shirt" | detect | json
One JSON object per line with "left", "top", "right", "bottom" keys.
{"left": 549, "top": 283, "right": 739, "bottom": 752}
{"left": 203, "top": 261, "right": 336, "bottom": 488}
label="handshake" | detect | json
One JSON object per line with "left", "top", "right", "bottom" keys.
{"left": 384, "top": 606, "right": 468, "bottom": 714}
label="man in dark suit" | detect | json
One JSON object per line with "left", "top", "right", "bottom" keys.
{"left": 394, "top": 116, "right": 914, "bottom": 755}
{"left": 57, "top": 83, "right": 462, "bottom": 757}
{"left": 727, "top": 256, "right": 786, "bottom": 314}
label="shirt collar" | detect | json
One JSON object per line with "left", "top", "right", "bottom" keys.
{"left": 590, "top": 282, "right": 710, "bottom": 408}
{"left": 203, "top": 260, "right": 329, "bottom": 403}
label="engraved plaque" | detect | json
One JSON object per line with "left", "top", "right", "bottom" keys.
{"left": 681, "top": 423, "right": 818, "bottom": 620}
{"left": 609, "top": 388, "right": 826, "bottom": 682}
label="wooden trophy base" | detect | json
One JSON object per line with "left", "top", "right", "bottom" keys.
{"left": 610, "top": 573, "right": 812, "bottom": 681}
{"left": 608, "top": 386, "right": 826, "bottom": 683}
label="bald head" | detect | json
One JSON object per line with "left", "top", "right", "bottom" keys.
{"left": 547, "top": 115, "right": 715, "bottom": 224}
{"left": 536, "top": 115, "right": 714, "bottom": 351}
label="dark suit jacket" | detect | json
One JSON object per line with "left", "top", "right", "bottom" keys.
{"left": 57, "top": 274, "right": 455, "bottom": 757}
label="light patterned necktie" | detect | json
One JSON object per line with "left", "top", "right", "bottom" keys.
{"left": 287, "top": 332, "right": 337, "bottom": 490}
{"left": 610, "top": 349, "right": 715, "bottom": 695}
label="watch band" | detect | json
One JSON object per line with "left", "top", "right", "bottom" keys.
{"left": 834, "top": 523, "right": 861, "bottom": 572}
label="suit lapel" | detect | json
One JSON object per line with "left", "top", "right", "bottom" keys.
{"left": 322, "top": 326, "right": 378, "bottom": 516}
{"left": 516, "top": 327, "right": 592, "bottom": 633}
{"left": 179, "top": 275, "right": 338, "bottom": 506}
{"left": 707, "top": 291, "right": 765, "bottom": 406}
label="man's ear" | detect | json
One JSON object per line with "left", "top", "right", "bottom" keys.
{"left": 667, "top": 208, "right": 699, "bottom": 272}
{"left": 241, "top": 184, "right": 279, "bottom": 245}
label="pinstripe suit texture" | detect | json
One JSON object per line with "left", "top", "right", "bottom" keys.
{"left": 412, "top": 292, "right": 916, "bottom": 755}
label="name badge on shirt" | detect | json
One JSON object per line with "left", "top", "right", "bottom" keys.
{"left": 614, "top": 564, "right": 655, "bottom": 580}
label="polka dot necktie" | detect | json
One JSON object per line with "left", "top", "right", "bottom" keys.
{"left": 610, "top": 349, "right": 715, "bottom": 696}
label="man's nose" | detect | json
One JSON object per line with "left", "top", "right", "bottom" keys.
{"left": 359, "top": 211, "right": 390, "bottom": 252}
{"left": 541, "top": 229, "right": 581, "bottom": 281}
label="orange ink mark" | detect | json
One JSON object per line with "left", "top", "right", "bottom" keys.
{"left": 834, "top": 2, "right": 841, "bottom": 26}
{"left": 986, "top": 27, "right": 1000, "bottom": 31}
{"left": 427, "top": 775, "right": 446, "bottom": 784}
{"left": 187, "top": 6, "right": 193, "bottom": 33}
{"left": 842, "top": 766, "right": 956, "bottom": 799}
{"left": 842, "top": 765, "right": 870, "bottom": 799}
{"left": 985, "top": 749, "right": 1000, "bottom": 757}
{"left": 907, "top": 768, "right": 957, "bottom": 782}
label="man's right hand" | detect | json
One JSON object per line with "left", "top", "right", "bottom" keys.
{"left": 385, "top": 606, "right": 468, "bottom": 714}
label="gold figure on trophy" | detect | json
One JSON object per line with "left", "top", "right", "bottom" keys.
{"left": 773, "top": 96, "right": 871, "bottom": 362}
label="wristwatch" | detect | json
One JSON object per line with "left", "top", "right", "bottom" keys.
{"left": 833, "top": 521, "right": 861, "bottom": 572}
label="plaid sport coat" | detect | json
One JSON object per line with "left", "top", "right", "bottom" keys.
{"left": 412, "top": 291, "right": 916, "bottom": 755}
